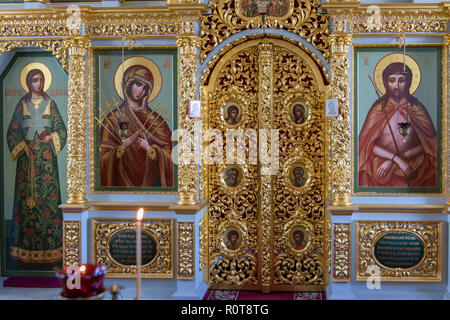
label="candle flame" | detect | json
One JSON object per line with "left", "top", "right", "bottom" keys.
{"left": 79, "top": 265, "right": 86, "bottom": 272}
{"left": 137, "top": 208, "right": 144, "bottom": 221}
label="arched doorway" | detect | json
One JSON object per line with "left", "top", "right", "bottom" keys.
{"left": 202, "top": 37, "right": 329, "bottom": 292}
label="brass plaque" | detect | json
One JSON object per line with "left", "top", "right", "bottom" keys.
{"left": 373, "top": 232, "right": 424, "bottom": 269}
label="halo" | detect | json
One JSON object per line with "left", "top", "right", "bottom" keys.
{"left": 19, "top": 62, "right": 52, "bottom": 93}
{"left": 373, "top": 53, "right": 421, "bottom": 96}
{"left": 114, "top": 56, "right": 162, "bottom": 103}
{"left": 222, "top": 100, "right": 243, "bottom": 127}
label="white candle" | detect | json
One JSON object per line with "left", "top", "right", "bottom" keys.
{"left": 136, "top": 208, "right": 144, "bottom": 300}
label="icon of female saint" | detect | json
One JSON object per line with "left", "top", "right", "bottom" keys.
{"left": 99, "top": 57, "right": 173, "bottom": 187}
{"left": 7, "top": 62, "right": 67, "bottom": 265}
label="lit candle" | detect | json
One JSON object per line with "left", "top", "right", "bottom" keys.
{"left": 136, "top": 208, "right": 144, "bottom": 300}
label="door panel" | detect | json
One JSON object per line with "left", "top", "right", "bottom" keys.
{"left": 207, "top": 46, "right": 260, "bottom": 288}
{"left": 206, "top": 39, "right": 326, "bottom": 291}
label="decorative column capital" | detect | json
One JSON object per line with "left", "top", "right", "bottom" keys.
{"left": 66, "top": 37, "right": 90, "bottom": 53}
{"left": 329, "top": 32, "right": 353, "bottom": 56}
{"left": 444, "top": 34, "right": 450, "bottom": 46}
{"left": 176, "top": 35, "right": 201, "bottom": 55}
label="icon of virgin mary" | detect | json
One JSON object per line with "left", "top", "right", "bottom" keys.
{"left": 99, "top": 57, "right": 173, "bottom": 187}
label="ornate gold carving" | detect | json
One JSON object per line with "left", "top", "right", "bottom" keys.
{"left": 199, "top": 214, "right": 208, "bottom": 272}
{"left": 323, "top": 3, "right": 449, "bottom": 34}
{"left": 177, "top": 222, "right": 195, "bottom": 279}
{"left": 330, "top": 32, "right": 352, "bottom": 206}
{"left": 349, "top": 19, "right": 447, "bottom": 34}
{"left": 0, "top": 13, "right": 72, "bottom": 37}
{"left": 0, "top": 40, "right": 68, "bottom": 71}
{"left": 258, "top": 40, "right": 274, "bottom": 291}
{"left": 207, "top": 44, "right": 259, "bottom": 287}
{"left": 177, "top": 35, "right": 201, "bottom": 205}
{"left": 93, "top": 219, "right": 174, "bottom": 278}
{"left": 272, "top": 44, "right": 325, "bottom": 287}
{"left": 333, "top": 223, "right": 351, "bottom": 282}
{"left": 199, "top": 86, "right": 209, "bottom": 202}
{"left": 63, "top": 221, "right": 81, "bottom": 267}
{"left": 66, "top": 37, "right": 90, "bottom": 205}
{"left": 204, "top": 37, "right": 326, "bottom": 290}
{"left": 446, "top": 37, "right": 450, "bottom": 207}
{"left": 200, "top": 0, "right": 329, "bottom": 63}
{"left": 356, "top": 221, "right": 442, "bottom": 281}
{"left": 86, "top": 22, "right": 182, "bottom": 37}
{"left": 84, "top": 6, "right": 205, "bottom": 37}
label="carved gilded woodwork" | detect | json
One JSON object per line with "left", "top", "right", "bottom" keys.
{"left": 446, "top": 35, "right": 450, "bottom": 207}
{"left": 207, "top": 44, "right": 260, "bottom": 287}
{"left": 356, "top": 221, "right": 442, "bottom": 281}
{"left": 333, "top": 223, "right": 351, "bottom": 282}
{"left": 93, "top": 219, "right": 174, "bottom": 278}
{"left": 200, "top": 0, "right": 329, "bottom": 63}
{"left": 258, "top": 40, "right": 274, "bottom": 291}
{"left": 203, "top": 37, "right": 327, "bottom": 290}
{"left": 84, "top": 6, "right": 205, "bottom": 37}
{"left": 199, "top": 214, "right": 208, "bottom": 272}
{"left": 0, "top": 40, "right": 69, "bottom": 71}
{"left": 177, "top": 222, "right": 195, "bottom": 279}
{"left": 177, "top": 36, "right": 201, "bottom": 205}
{"left": 329, "top": 32, "right": 352, "bottom": 206}
{"left": 66, "top": 37, "right": 90, "bottom": 204}
{"left": 272, "top": 44, "right": 325, "bottom": 288}
{"left": 199, "top": 86, "right": 209, "bottom": 202}
{"left": 63, "top": 221, "right": 81, "bottom": 267}
{"left": 0, "top": 9, "right": 75, "bottom": 38}
{"left": 322, "top": 3, "right": 449, "bottom": 35}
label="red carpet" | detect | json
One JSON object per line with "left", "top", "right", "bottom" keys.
{"left": 203, "top": 290, "right": 326, "bottom": 300}
{"left": 3, "top": 277, "right": 61, "bottom": 288}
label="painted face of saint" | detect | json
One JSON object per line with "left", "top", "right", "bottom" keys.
{"left": 387, "top": 74, "right": 407, "bottom": 99}
{"left": 227, "top": 168, "right": 239, "bottom": 186}
{"left": 226, "top": 106, "right": 239, "bottom": 124}
{"left": 293, "top": 105, "right": 304, "bottom": 123}
{"left": 130, "top": 80, "right": 149, "bottom": 102}
{"left": 293, "top": 167, "right": 303, "bottom": 179}
{"left": 293, "top": 231, "right": 304, "bottom": 245}
{"left": 30, "top": 73, "right": 45, "bottom": 95}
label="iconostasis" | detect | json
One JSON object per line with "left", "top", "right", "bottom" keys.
{"left": 0, "top": 0, "right": 448, "bottom": 300}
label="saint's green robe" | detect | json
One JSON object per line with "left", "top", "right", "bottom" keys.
{"left": 7, "top": 96, "right": 67, "bottom": 264}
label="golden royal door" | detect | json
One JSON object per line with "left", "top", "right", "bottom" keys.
{"left": 203, "top": 38, "right": 329, "bottom": 292}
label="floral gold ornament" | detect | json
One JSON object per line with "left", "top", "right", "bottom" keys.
{"left": 63, "top": 221, "right": 81, "bottom": 267}
{"left": 93, "top": 219, "right": 173, "bottom": 278}
{"left": 356, "top": 221, "right": 442, "bottom": 281}
{"left": 177, "top": 222, "right": 195, "bottom": 280}
{"left": 203, "top": 37, "right": 326, "bottom": 290}
{"left": 333, "top": 223, "right": 351, "bottom": 282}
{"left": 201, "top": 0, "right": 329, "bottom": 63}
{"left": 330, "top": 31, "right": 352, "bottom": 206}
